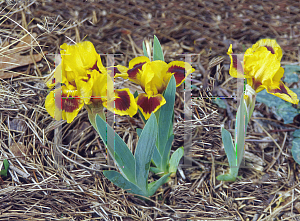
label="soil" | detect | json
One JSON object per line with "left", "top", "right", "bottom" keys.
{"left": 0, "top": 0, "right": 300, "bottom": 220}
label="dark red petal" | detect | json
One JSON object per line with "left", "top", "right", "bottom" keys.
{"left": 168, "top": 65, "right": 185, "bottom": 85}
{"left": 69, "top": 81, "right": 76, "bottom": 87}
{"left": 127, "top": 62, "right": 146, "bottom": 80}
{"left": 57, "top": 93, "right": 81, "bottom": 113}
{"left": 137, "top": 96, "right": 161, "bottom": 115}
{"left": 251, "top": 77, "right": 262, "bottom": 91}
{"left": 81, "top": 73, "right": 91, "bottom": 83}
{"left": 89, "top": 62, "right": 100, "bottom": 72}
{"left": 232, "top": 54, "right": 238, "bottom": 69}
{"left": 115, "top": 90, "right": 131, "bottom": 111}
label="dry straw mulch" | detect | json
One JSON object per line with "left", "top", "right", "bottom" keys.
{"left": 1, "top": 0, "right": 300, "bottom": 220}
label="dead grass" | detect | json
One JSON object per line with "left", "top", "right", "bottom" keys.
{"left": 0, "top": 0, "right": 300, "bottom": 220}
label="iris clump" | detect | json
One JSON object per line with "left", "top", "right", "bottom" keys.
{"left": 45, "top": 36, "right": 195, "bottom": 197}
{"left": 218, "top": 39, "right": 298, "bottom": 182}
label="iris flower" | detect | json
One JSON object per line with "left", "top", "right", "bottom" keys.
{"left": 227, "top": 39, "right": 299, "bottom": 105}
{"left": 45, "top": 41, "right": 137, "bottom": 123}
{"left": 116, "top": 56, "right": 194, "bottom": 119}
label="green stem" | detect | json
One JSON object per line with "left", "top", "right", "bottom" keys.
{"left": 86, "top": 103, "right": 106, "bottom": 129}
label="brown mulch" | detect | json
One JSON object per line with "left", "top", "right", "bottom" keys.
{"left": 1, "top": 0, "right": 300, "bottom": 220}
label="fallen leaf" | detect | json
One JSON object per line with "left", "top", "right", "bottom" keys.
{"left": 10, "top": 142, "right": 27, "bottom": 161}
{"left": 295, "top": 202, "right": 300, "bottom": 214}
{"left": 0, "top": 34, "right": 47, "bottom": 79}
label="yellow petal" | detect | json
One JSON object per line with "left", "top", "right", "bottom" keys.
{"left": 107, "top": 88, "right": 138, "bottom": 117}
{"left": 61, "top": 91, "right": 84, "bottom": 123}
{"left": 91, "top": 73, "right": 115, "bottom": 107}
{"left": 128, "top": 56, "right": 150, "bottom": 69}
{"left": 96, "top": 54, "right": 107, "bottom": 74}
{"left": 251, "top": 39, "right": 282, "bottom": 61}
{"left": 244, "top": 47, "right": 282, "bottom": 90}
{"left": 45, "top": 91, "right": 57, "bottom": 119}
{"left": 60, "top": 41, "right": 100, "bottom": 83}
{"left": 126, "top": 56, "right": 150, "bottom": 85}
{"left": 227, "top": 44, "right": 244, "bottom": 78}
{"left": 141, "top": 60, "right": 168, "bottom": 95}
{"left": 166, "top": 61, "right": 195, "bottom": 87}
{"left": 75, "top": 70, "right": 96, "bottom": 104}
{"left": 110, "top": 65, "right": 129, "bottom": 79}
{"left": 60, "top": 41, "right": 98, "bottom": 71}
{"left": 46, "top": 77, "right": 57, "bottom": 89}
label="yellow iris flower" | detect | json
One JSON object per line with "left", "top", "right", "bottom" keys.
{"left": 45, "top": 41, "right": 138, "bottom": 123}
{"left": 227, "top": 39, "right": 299, "bottom": 105}
{"left": 115, "top": 56, "right": 195, "bottom": 119}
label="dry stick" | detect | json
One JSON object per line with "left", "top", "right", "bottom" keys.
{"left": 30, "top": 49, "right": 42, "bottom": 77}
{"left": 3, "top": 15, "right": 51, "bottom": 71}
{"left": 258, "top": 195, "right": 300, "bottom": 221}
{"left": 0, "top": 125, "right": 30, "bottom": 177}
{"left": 252, "top": 120, "right": 285, "bottom": 172}
{"left": 62, "top": 166, "right": 84, "bottom": 192}
{"left": 56, "top": 144, "right": 114, "bottom": 171}
{"left": 127, "top": 34, "right": 138, "bottom": 57}
{"left": 9, "top": 165, "right": 30, "bottom": 178}
{"left": 266, "top": 132, "right": 287, "bottom": 172}
{"left": 0, "top": 142, "right": 47, "bottom": 195}
{"left": 75, "top": 26, "right": 80, "bottom": 43}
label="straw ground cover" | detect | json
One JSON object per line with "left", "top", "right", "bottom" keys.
{"left": 1, "top": 0, "right": 300, "bottom": 220}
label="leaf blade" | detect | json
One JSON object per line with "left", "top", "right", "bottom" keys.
{"left": 103, "top": 170, "right": 146, "bottom": 196}
{"left": 148, "top": 173, "right": 171, "bottom": 196}
{"left": 221, "top": 127, "right": 236, "bottom": 168}
{"left": 95, "top": 114, "right": 136, "bottom": 183}
{"left": 169, "top": 146, "right": 184, "bottom": 174}
{"left": 157, "top": 75, "right": 176, "bottom": 156}
{"left": 153, "top": 35, "right": 164, "bottom": 61}
{"left": 135, "top": 113, "right": 158, "bottom": 192}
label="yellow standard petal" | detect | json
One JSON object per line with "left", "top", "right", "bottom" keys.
{"left": 75, "top": 69, "right": 97, "bottom": 105}
{"left": 244, "top": 39, "right": 298, "bottom": 105}
{"left": 140, "top": 60, "right": 168, "bottom": 95}
{"left": 250, "top": 39, "right": 282, "bottom": 61}
{"left": 60, "top": 41, "right": 98, "bottom": 72}
{"left": 60, "top": 41, "right": 100, "bottom": 84}
{"left": 244, "top": 47, "right": 282, "bottom": 92}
